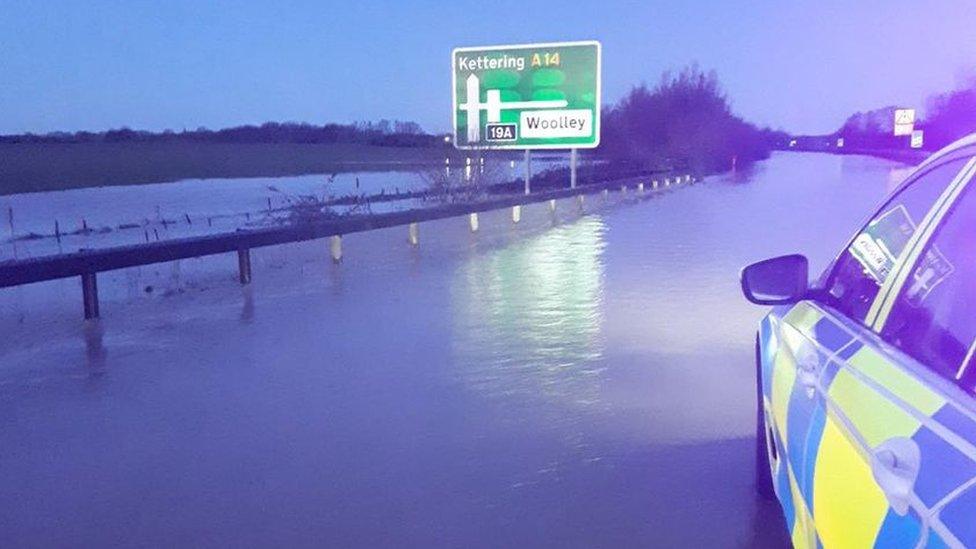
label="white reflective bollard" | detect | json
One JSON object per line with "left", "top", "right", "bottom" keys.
{"left": 512, "top": 205, "right": 521, "bottom": 224}
{"left": 638, "top": 182, "right": 645, "bottom": 194}
{"left": 548, "top": 199, "right": 556, "bottom": 212}
{"left": 469, "top": 212, "right": 479, "bottom": 232}
{"left": 330, "top": 235, "right": 342, "bottom": 264}
{"left": 408, "top": 222, "right": 419, "bottom": 246}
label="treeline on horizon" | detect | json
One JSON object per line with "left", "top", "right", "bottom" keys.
{"left": 0, "top": 119, "right": 442, "bottom": 148}
{"left": 1, "top": 64, "right": 784, "bottom": 177}
{"left": 836, "top": 79, "right": 976, "bottom": 151}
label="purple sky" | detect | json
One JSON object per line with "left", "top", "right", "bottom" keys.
{"left": 1, "top": 0, "right": 974, "bottom": 135}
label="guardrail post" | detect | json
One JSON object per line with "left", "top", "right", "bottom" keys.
{"left": 330, "top": 235, "right": 343, "bottom": 264}
{"left": 512, "top": 205, "right": 521, "bottom": 224}
{"left": 81, "top": 272, "right": 99, "bottom": 319}
{"left": 408, "top": 222, "right": 419, "bottom": 246}
{"left": 469, "top": 212, "right": 479, "bottom": 232}
{"left": 237, "top": 248, "right": 252, "bottom": 284}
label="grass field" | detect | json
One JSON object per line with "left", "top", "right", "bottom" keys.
{"left": 0, "top": 142, "right": 465, "bottom": 195}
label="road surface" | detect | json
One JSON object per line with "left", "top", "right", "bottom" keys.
{"left": 0, "top": 152, "right": 908, "bottom": 547}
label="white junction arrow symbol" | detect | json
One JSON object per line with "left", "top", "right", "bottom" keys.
{"left": 460, "top": 74, "right": 569, "bottom": 143}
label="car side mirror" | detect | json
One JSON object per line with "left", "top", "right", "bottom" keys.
{"left": 741, "top": 254, "right": 809, "bottom": 305}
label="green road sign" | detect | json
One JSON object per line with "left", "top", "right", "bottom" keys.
{"left": 452, "top": 41, "right": 601, "bottom": 150}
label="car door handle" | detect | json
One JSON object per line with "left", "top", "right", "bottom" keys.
{"left": 870, "top": 437, "right": 921, "bottom": 516}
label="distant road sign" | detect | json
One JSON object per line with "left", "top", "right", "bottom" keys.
{"left": 911, "top": 130, "right": 924, "bottom": 149}
{"left": 894, "top": 108, "right": 916, "bottom": 136}
{"left": 452, "top": 41, "right": 601, "bottom": 150}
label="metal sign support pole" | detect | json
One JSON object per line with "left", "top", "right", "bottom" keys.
{"left": 524, "top": 150, "right": 531, "bottom": 195}
{"left": 570, "top": 148, "right": 578, "bottom": 189}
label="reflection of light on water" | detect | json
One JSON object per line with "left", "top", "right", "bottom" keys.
{"left": 451, "top": 217, "right": 607, "bottom": 408}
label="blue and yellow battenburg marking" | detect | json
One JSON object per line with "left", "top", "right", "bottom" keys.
{"left": 760, "top": 301, "right": 976, "bottom": 547}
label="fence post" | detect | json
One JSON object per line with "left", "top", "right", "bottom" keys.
{"left": 81, "top": 272, "right": 99, "bottom": 319}
{"left": 237, "top": 248, "right": 252, "bottom": 284}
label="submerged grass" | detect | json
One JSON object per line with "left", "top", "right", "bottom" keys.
{"left": 0, "top": 142, "right": 461, "bottom": 195}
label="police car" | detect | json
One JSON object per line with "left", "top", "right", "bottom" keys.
{"left": 742, "top": 133, "right": 976, "bottom": 548}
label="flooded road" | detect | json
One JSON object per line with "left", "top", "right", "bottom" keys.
{"left": 0, "top": 152, "right": 909, "bottom": 547}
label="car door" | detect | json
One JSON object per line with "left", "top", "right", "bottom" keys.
{"left": 803, "top": 153, "right": 976, "bottom": 548}
{"left": 870, "top": 166, "right": 976, "bottom": 547}
{"left": 764, "top": 154, "right": 976, "bottom": 548}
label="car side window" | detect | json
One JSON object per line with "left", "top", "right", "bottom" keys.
{"left": 881, "top": 181, "right": 976, "bottom": 384}
{"left": 826, "top": 158, "right": 972, "bottom": 323}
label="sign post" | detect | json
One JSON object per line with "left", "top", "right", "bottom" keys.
{"left": 570, "top": 148, "right": 578, "bottom": 189}
{"left": 452, "top": 41, "right": 601, "bottom": 193}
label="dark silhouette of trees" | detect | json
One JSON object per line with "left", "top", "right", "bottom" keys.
{"left": 599, "top": 65, "right": 783, "bottom": 173}
{"left": 921, "top": 84, "right": 976, "bottom": 150}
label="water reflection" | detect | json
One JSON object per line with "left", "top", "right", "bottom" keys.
{"left": 451, "top": 216, "right": 607, "bottom": 405}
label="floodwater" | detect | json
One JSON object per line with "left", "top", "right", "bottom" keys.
{"left": 0, "top": 156, "right": 567, "bottom": 259}
{"left": 0, "top": 152, "right": 910, "bottom": 547}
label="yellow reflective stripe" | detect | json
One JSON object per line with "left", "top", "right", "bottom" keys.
{"left": 783, "top": 302, "right": 822, "bottom": 333}
{"left": 870, "top": 156, "right": 976, "bottom": 329}
{"left": 847, "top": 346, "right": 946, "bottom": 415}
{"left": 771, "top": 347, "right": 796, "bottom": 448}
{"left": 828, "top": 368, "right": 921, "bottom": 447}
{"left": 813, "top": 414, "right": 890, "bottom": 548}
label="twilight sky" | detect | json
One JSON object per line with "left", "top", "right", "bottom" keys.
{"left": 1, "top": 0, "right": 974, "bottom": 136}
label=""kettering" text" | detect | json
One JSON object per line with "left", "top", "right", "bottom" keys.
{"left": 456, "top": 54, "right": 525, "bottom": 72}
